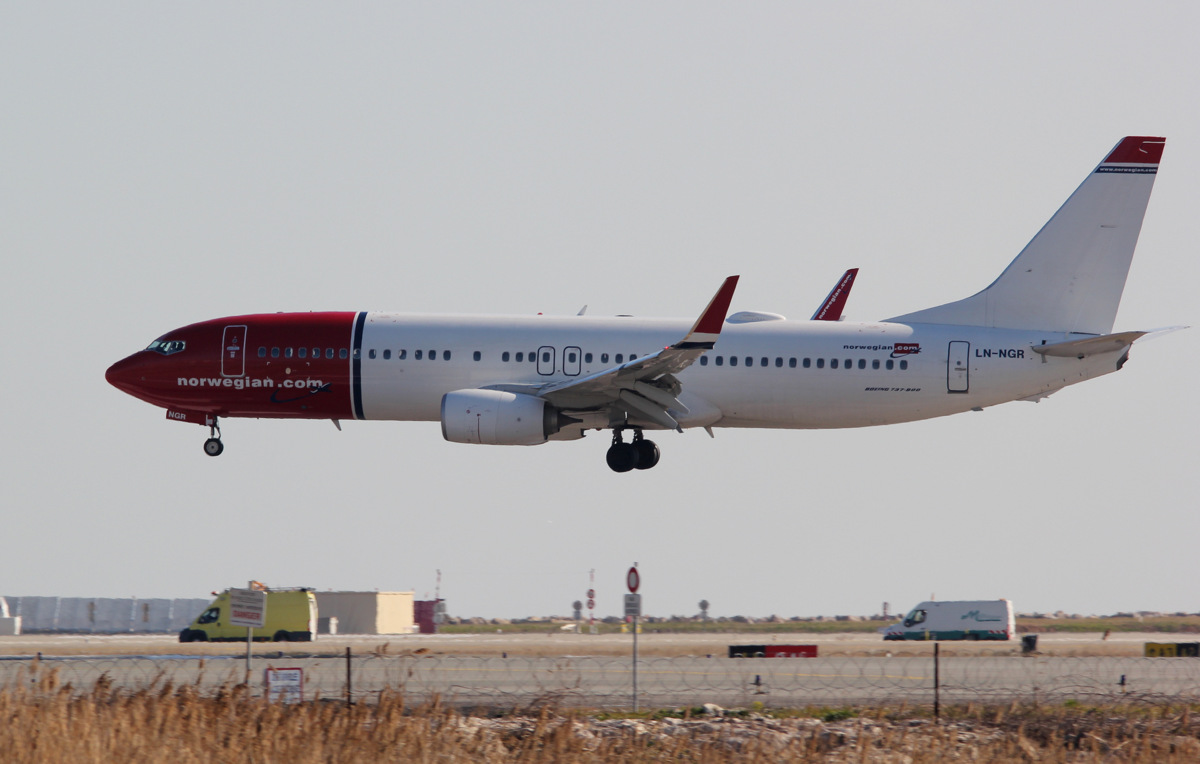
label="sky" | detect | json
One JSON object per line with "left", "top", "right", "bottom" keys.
{"left": 3, "top": 2, "right": 1198, "bottom": 621}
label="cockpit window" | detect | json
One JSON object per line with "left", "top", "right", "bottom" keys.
{"left": 197, "top": 607, "right": 220, "bottom": 625}
{"left": 146, "top": 339, "right": 186, "bottom": 356}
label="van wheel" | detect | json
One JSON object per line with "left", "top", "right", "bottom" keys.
{"left": 967, "top": 634, "right": 980, "bottom": 641}
{"left": 192, "top": 631, "right": 208, "bottom": 642}
{"left": 273, "top": 630, "right": 291, "bottom": 642}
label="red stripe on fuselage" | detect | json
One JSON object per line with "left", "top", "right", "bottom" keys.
{"left": 106, "top": 312, "right": 358, "bottom": 420}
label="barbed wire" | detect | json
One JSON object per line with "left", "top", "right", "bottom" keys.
{"left": 4, "top": 654, "right": 1200, "bottom": 709}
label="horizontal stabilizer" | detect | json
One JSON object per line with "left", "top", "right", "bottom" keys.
{"left": 1032, "top": 331, "right": 1146, "bottom": 359}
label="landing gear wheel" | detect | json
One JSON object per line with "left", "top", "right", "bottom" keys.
{"left": 606, "top": 442, "right": 639, "bottom": 473}
{"left": 606, "top": 430, "right": 640, "bottom": 473}
{"left": 634, "top": 439, "right": 660, "bottom": 470}
{"left": 203, "top": 417, "right": 224, "bottom": 457}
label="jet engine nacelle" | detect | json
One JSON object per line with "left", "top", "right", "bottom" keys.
{"left": 440, "top": 389, "right": 559, "bottom": 446}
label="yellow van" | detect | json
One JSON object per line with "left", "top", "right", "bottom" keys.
{"left": 179, "top": 587, "right": 317, "bottom": 642}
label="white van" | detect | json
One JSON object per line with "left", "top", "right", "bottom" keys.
{"left": 880, "top": 600, "right": 1014, "bottom": 641}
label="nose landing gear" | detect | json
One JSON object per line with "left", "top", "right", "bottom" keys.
{"left": 606, "top": 429, "right": 660, "bottom": 473}
{"left": 203, "top": 418, "right": 224, "bottom": 457}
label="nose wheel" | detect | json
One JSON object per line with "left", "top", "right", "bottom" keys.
{"left": 203, "top": 418, "right": 224, "bottom": 457}
{"left": 606, "top": 429, "right": 660, "bottom": 472}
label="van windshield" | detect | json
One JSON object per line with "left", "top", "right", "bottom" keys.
{"left": 903, "top": 609, "right": 926, "bottom": 628}
{"left": 197, "top": 607, "right": 219, "bottom": 625}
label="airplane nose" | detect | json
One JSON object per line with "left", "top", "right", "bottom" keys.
{"left": 105, "top": 354, "right": 144, "bottom": 396}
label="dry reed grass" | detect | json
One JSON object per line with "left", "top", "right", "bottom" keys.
{"left": 3, "top": 667, "right": 1199, "bottom": 762}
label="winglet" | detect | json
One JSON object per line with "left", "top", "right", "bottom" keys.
{"left": 676, "top": 276, "right": 739, "bottom": 349}
{"left": 811, "top": 268, "right": 858, "bottom": 321}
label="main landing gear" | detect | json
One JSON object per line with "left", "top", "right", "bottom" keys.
{"left": 203, "top": 417, "right": 224, "bottom": 457}
{"left": 606, "top": 429, "right": 660, "bottom": 473}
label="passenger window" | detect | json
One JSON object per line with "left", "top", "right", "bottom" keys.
{"left": 567, "top": 352, "right": 577, "bottom": 363}
{"left": 298, "top": 348, "right": 307, "bottom": 359}
{"left": 761, "top": 357, "right": 768, "bottom": 367}
{"left": 831, "top": 358, "right": 838, "bottom": 369}
{"left": 715, "top": 356, "right": 724, "bottom": 366}
{"left": 872, "top": 359, "right": 880, "bottom": 370}
{"left": 398, "top": 349, "right": 407, "bottom": 360}
{"left": 584, "top": 353, "right": 593, "bottom": 363}
{"left": 285, "top": 348, "right": 294, "bottom": 359}
{"left": 844, "top": 359, "right": 851, "bottom": 369}
{"left": 353, "top": 348, "right": 360, "bottom": 359}
{"left": 745, "top": 357, "right": 752, "bottom": 367}
{"left": 789, "top": 358, "right": 797, "bottom": 368}
{"left": 817, "top": 358, "right": 825, "bottom": 369}
{"left": 368, "top": 349, "right": 376, "bottom": 359}
{"left": 542, "top": 351, "right": 550, "bottom": 363}
{"left": 616, "top": 354, "right": 624, "bottom": 363}
{"left": 803, "top": 358, "right": 811, "bottom": 368}
{"left": 443, "top": 351, "right": 451, "bottom": 361}
{"left": 312, "top": 348, "right": 319, "bottom": 359}
{"left": 271, "top": 347, "right": 280, "bottom": 358}
{"left": 428, "top": 350, "right": 435, "bottom": 361}
{"left": 473, "top": 351, "right": 481, "bottom": 361}
{"left": 529, "top": 352, "right": 536, "bottom": 363}
{"left": 383, "top": 349, "right": 391, "bottom": 360}
{"left": 900, "top": 359, "right": 908, "bottom": 370}
{"left": 515, "top": 352, "right": 523, "bottom": 362}
{"left": 258, "top": 347, "right": 266, "bottom": 358}
{"left": 630, "top": 354, "right": 637, "bottom": 360}
{"left": 415, "top": 350, "right": 423, "bottom": 360}
{"left": 326, "top": 348, "right": 335, "bottom": 359}
{"left": 700, "top": 355, "right": 708, "bottom": 366}
{"left": 775, "top": 357, "right": 782, "bottom": 367}
{"left": 857, "top": 359, "right": 865, "bottom": 369}
{"left": 886, "top": 359, "right": 894, "bottom": 370}
{"left": 729, "top": 356, "right": 738, "bottom": 367}
{"left": 601, "top": 353, "right": 609, "bottom": 363}
{"left": 502, "top": 351, "right": 510, "bottom": 362}
{"left": 339, "top": 348, "right": 348, "bottom": 360}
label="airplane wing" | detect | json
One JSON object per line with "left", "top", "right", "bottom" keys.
{"left": 811, "top": 268, "right": 858, "bottom": 321}
{"left": 486, "top": 276, "right": 739, "bottom": 431}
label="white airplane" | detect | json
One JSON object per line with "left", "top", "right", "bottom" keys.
{"left": 107, "top": 136, "right": 1177, "bottom": 472}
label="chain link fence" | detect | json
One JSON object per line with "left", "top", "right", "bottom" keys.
{"left": 5, "top": 653, "right": 1200, "bottom": 709}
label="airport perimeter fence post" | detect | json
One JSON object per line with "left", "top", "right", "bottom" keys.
{"left": 346, "top": 647, "right": 352, "bottom": 707}
{"left": 933, "top": 643, "right": 940, "bottom": 721}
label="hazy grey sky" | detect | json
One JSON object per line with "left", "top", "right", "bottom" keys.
{"left": 3, "top": 3, "right": 1197, "bottom": 619}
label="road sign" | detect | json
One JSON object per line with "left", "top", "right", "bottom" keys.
{"left": 587, "top": 589, "right": 595, "bottom": 599}
{"left": 587, "top": 598, "right": 595, "bottom": 610}
{"left": 624, "top": 593, "right": 642, "bottom": 618}
{"left": 229, "top": 588, "right": 266, "bottom": 628}
{"left": 626, "top": 566, "right": 640, "bottom": 593}
{"left": 264, "top": 667, "right": 304, "bottom": 703}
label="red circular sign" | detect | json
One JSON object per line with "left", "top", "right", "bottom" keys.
{"left": 587, "top": 589, "right": 595, "bottom": 599}
{"left": 626, "top": 566, "right": 640, "bottom": 593}
{"left": 587, "top": 599, "right": 595, "bottom": 609}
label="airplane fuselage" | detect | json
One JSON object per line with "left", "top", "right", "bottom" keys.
{"left": 109, "top": 311, "right": 1121, "bottom": 433}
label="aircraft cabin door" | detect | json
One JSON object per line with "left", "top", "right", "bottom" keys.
{"left": 947, "top": 341, "right": 969, "bottom": 393}
{"left": 222, "top": 325, "right": 248, "bottom": 377}
{"left": 537, "top": 346, "right": 556, "bottom": 376}
{"left": 563, "top": 346, "right": 582, "bottom": 376}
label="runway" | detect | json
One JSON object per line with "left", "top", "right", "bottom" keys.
{"left": 4, "top": 632, "right": 1198, "bottom": 709}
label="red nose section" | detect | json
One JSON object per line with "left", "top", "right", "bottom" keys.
{"left": 106, "top": 353, "right": 165, "bottom": 406}
{"left": 105, "top": 354, "right": 143, "bottom": 396}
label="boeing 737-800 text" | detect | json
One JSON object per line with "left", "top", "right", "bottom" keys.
{"left": 107, "top": 136, "right": 1177, "bottom": 472}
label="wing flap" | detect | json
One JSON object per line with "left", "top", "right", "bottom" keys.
{"left": 534, "top": 276, "right": 739, "bottom": 422}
